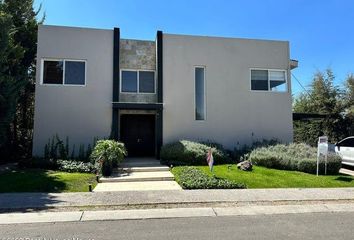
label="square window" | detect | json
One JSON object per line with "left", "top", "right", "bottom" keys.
{"left": 43, "top": 60, "right": 63, "bottom": 84}
{"left": 269, "top": 70, "right": 287, "bottom": 92}
{"left": 65, "top": 61, "right": 85, "bottom": 85}
{"left": 251, "top": 70, "right": 268, "bottom": 91}
{"left": 139, "top": 71, "right": 155, "bottom": 93}
{"left": 121, "top": 71, "right": 138, "bottom": 92}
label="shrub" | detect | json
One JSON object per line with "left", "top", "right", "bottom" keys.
{"left": 174, "top": 167, "right": 246, "bottom": 189}
{"left": 18, "top": 158, "right": 98, "bottom": 174}
{"left": 57, "top": 160, "right": 97, "bottom": 173}
{"left": 90, "top": 140, "right": 127, "bottom": 176}
{"left": 230, "top": 138, "right": 280, "bottom": 162}
{"left": 249, "top": 143, "right": 342, "bottom": 174}
{"left": 160, "top": 140, "right": 231, "bottom": 166}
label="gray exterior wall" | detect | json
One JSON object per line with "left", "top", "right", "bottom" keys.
{"left": 162, "top": 34, "right": 293, "bottom": 149}
{"left": 33, "top": 25, "right": 294, "bottom": 156}
{"left": 119, "top": 39, "right": 157, "bottom": 103}
{"left": 32, "top": 25, "right": 113, "bottom": 156}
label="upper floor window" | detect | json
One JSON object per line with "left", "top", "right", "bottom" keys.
{"left": 121, "top": 70, "right": 137, "bottom": 92}
{"left": 251, "top": 69, "right": 287, "bottom": 92}
{"left": 42, "top": 59, "right": 86, "bottom": 86}
{"left": 121, "top": 70, "right": 155, "bottom": 93}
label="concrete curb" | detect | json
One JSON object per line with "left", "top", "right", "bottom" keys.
{"left": 0, "top": 211, "right": 82, "bottom": 224}
{"left": 214, "top": 203, "right": 354, "bottom": 216}
{"left": 81, "top": 207, "right": 215, "bottom": 221}
{"left": 1, "top": 203, "right": 354, "bottom": 225}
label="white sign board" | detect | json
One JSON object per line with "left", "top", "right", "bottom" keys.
{"left": 317, "top": 136, "right": 328, "bottom": 176}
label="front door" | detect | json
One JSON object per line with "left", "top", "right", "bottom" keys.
{"left": 120, "top": 114, "right": 155, "bottom": 157}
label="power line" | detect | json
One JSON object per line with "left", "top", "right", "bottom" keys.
{"left": 291, "top": 73, "right": 311, "bottom": 96}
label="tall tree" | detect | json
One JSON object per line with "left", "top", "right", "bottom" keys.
{"left": 344, "top": 74, "right": 354, "bottom": 114}
{"left": 0, "top": 0, "right": 43, "bottom": 161}
{"left": 344, "top": 74, "right": 354, "bottom": 135}
{"left": 293, "top": 69, "right": 347, "bottom": 146}
{"left": 0, "top": 7, "right": 24, "bottom": 146}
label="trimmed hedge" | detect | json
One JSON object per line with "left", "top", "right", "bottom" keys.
{"left": 173, "top": 167, "right": 246, "bottom": 189}
{"left": 160, "top": 140, "right": 231, "bottom": 166}
{"left": 249, "top": 143, "right": 342, "bottom": 175}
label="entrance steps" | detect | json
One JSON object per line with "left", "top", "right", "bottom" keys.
{"left": 114, "top": 166, "right": 169, "bottom": 173}
{"left": 93, "top": 181, "right": 181, "bottom": 191}
{"left": 98, "top": 158, "right": 176, "bottom": 184}
{"left": 119, "top": 159, "right": 166, "bottom": 168}
{"left": 100, "top": 171, "right": 175, "bottom": 183}
{"left": 114, "top": 158, "right": 170, "bottom": 173}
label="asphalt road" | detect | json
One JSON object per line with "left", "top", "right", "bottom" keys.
{"left": 1, "top": 212, "right": 353, "bottom": 240}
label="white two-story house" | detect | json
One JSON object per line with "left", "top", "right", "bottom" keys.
{"left": 32, "top": 25, "right": 298, "bottom": 158}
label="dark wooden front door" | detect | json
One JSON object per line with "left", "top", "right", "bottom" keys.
{"left": 120, "top": 114, "right": 155, "bottom": 157}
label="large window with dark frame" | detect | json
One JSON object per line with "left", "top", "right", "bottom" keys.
{"left": 121, "top": 70, "right": 155, "bottom": 93}
{"left": 251, "top": 69, "right": 287, "bottom": 92}
{"left": 42, "top": 59, "right": 86, "bottom": 85}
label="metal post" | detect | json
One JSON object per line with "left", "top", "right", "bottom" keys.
{"left": 316, "top": 144, "right": 320, "bottom": 176}
{"left": 325, "top": 153, "right": 328, "bottom": 175}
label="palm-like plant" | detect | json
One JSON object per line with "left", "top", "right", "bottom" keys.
{"left": 90, "top": 140, "right": 127, "bottom": 176}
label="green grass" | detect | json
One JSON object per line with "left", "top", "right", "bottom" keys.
{"left": 172, "top": 165, "right": 354, "bottom": 188}
{"left": 0, "top": 169, "right": 97, "bottom": 192}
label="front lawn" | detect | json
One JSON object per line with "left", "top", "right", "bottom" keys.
{"left": 172, "top": 165, "right": 354, "bottom": 188}
{"left": 0, "top": 169, "right": 97, "bottom": 192}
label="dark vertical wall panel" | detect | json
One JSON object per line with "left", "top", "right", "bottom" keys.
{"left": 157, "top": 31, "right": 163, "bottom": 103}
{"left": 112, "top": 28, "right": 120, "bottom": 140}
{"left": 155, "top": 110, "right": 163, "bottom": 158}
{"left": 113, "top": 28, "right": 120, "bottom": 102}
{"left": 156, "top": 31, "right": 163, "bottom": 158}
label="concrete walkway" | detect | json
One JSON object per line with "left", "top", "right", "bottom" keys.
{"left": 1, "top": 188, "right": 354, "bottom": 211}
{"left": 2, "top": 203, "right": 354, "bottom": 224}
{"left": 94, "top": 158, "right": 181, "bottom": 191}
{"left": 94, "top": 181, "right": 182, "bottom": 191}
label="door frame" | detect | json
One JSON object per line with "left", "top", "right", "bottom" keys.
{"left": 119, "top": 112, "right": 157, "bottom": 157}
{"left": 112, "top": 103, "right": 163, "bottom": 158}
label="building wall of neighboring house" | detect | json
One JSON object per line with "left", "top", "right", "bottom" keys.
{"left": 119, "top": 39, "right": 157, "bottom": 103}
{"left": 32, "top": 25, "right": 113, "bottom": 156}
{"left": 162, "top": 34, "right": 293, "bottom": 149}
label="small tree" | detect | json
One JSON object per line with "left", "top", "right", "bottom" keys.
{"left": 90, "top": 140, "right": 127, "bottom": 176}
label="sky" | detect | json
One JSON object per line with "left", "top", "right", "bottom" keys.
{"left": 34, "top": 0, "right": 354, "bottom": 96}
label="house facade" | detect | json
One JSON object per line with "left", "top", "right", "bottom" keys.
{"left": 32, "top": 25, "right": 297, "bottom": 158}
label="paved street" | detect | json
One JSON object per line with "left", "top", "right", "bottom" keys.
{"left": 1, "top": 212, "right": 354, "bottom": 240}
